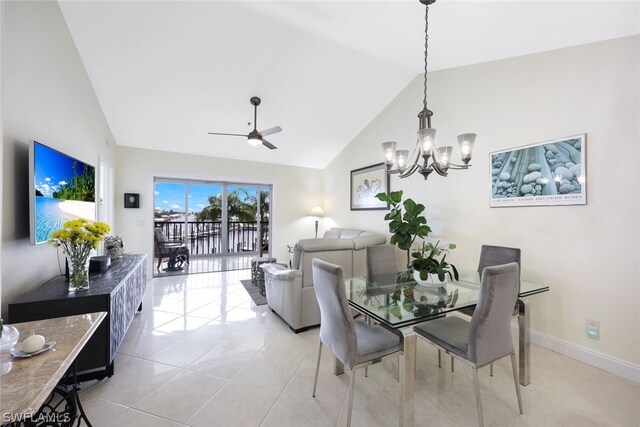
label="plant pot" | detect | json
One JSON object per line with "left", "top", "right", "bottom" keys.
{"left": 413, "top": 270, "right": 448, "bottom": 288}
{"left": 68, "top": 256, "right": 91, "bottom": 291}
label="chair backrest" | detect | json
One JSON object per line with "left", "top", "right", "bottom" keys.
{"left": 154, "top": 228, "right": 168, "bottom": 243}
{"left": 478, "top": 245, "right": 521, "bottom": 289}
{"left": 312, "top": 258, "right": 357, "bottom": 367}
{"left": 468, "top": 262, "right": 520, "bottom": 366}
{"left": 366, "top": 244, "right": 398, "bottom": 279}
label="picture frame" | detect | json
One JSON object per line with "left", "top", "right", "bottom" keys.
{"left": 490, "top": 134, "right": 586, "bottom": 207}
{"left": 124, "top": 193, "right": 140, "bottom": 209}
{"left": 350, "top": 163, "right": 390, "bottom": 210}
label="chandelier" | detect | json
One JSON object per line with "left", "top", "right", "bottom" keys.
{"left": 382, "top": 0, "right": 476, "bottom": 180}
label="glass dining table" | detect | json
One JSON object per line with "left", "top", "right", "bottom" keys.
{"left": 340, "top": 269, "right": 549, "bottom": 427}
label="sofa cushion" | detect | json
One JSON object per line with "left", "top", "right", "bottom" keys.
{"left": 352, "top": 234, "right": 387, "bottom": 250}
{"left": 297, "top": 238, "right": 354, "bottom": 252}
{"left": 323, "top": 228, "right": 367, "bottom": 239}
{"left": 261, "top": 263, "right": 303, "bottom": 280}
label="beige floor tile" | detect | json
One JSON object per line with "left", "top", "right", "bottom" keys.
{"left": 232, "top": 351, "right": 303, "bottom": 392}
{"left": 129, "top": 309, "right": 182, "bottom": 330}
{"left": 132, "top": 370, "right": 227, "bottom": 424}
{"left": 261, "top": 327, "right": 318, "bottom": 357}
{"left": 88, "top": 354, "right": 181, "bottom": 405}
{"left": 283, "top": 350, "right": 349, "bottom": 406}
{"left": 187, "top": 381, "right": 279, "bottom": 427}
{"left": 222, "top": 324, "right": 279, "bottom": 350}
{"left": 187, "top": 343, "right": 257, "bottom": 379}
{"left": 245, "top": 308, "right": 287, "bottom": 330}
{"left": 78, "top": 395, "right": 128, "bottom": 426}
{"left": 186, "top": 302, "right": 229, "bottom": 320}
{"left": 105, "top": 408, "right": 185, "bottom": 427}
{"left": 147, "top": 336, "right": 220, "bottom": 367}
{"left": 117, "top": 325, "right": 182, "bottom": 358}
{"left": 261, "top": 388, "right": 342, "bottom": 427}
{"left": 186, "top": 319, "right": 245, "bottom": 342}
{"left": 154, "top": 315, "right": 211, "bottom": 335}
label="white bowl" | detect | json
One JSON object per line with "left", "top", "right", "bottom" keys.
{"left": 0, "top": 325, "right": 19, "bottom": 353}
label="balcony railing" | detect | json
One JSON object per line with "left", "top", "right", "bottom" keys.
{"left": 154, "top": 220, "right": 269, "bottom": 255}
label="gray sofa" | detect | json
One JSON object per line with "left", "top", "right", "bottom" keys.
{"left": 261, "top": 228, "right": 386, "bottom": 332}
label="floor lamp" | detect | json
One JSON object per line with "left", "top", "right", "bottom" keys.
{"left": 310, "top": 206, "right": 324, "bottom": 238}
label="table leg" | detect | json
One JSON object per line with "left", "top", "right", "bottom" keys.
{"left": 333, "top": 356, "right": 344, "bottom": 376}
{"left": 399, "top": 333, "right": 416, "bottom": 427}
{"left": 517, "top": 298, "right": 530, "bottom": 386}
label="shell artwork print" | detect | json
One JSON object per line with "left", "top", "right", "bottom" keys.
{"left": 356, "top": 179, "right": 381, "bottom": 200}
{"left": 490, "top": 134, "right": 586, "bottom": 207}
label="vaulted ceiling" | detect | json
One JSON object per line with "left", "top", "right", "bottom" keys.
{"left": 59, "top": 1, "right": 640, "bottom": 169}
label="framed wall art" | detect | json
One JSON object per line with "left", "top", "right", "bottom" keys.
{"left": 490, "top": 134, "right": 586, "bottom": 207}
{"left": 350, "top": 163, "right": 389, "bottom": 210}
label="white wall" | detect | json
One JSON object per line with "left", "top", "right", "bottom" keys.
{"left": 115, "top": 146, "right": 323, "bottom": 276}
{"left": 323, "top": 36, "right": 640, "bottom": 367}
{"left": 1, "top": 1, "right": 116, "bottom": 317}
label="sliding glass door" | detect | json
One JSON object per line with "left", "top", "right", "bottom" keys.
{"left": 154, "top": 179, "right": 271, "bottom": 271}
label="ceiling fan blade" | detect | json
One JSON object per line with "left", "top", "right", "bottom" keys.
{"left": 207, "top": 132, "right": 248, "bottom": 137}
{"left": 261, "top": 139, "right": 278, "bottom": 150}
{"left": 259, "top": 126, "right": 282, "bottom": 137}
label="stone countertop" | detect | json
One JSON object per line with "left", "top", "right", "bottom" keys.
{"left": 0, "top": 312, "right": 107, "bottom": 419}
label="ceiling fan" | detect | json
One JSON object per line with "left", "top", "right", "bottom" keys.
{"left": 208, "top": 96, "right": 282, "bottom": 150}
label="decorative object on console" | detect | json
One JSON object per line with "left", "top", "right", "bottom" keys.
{"left": 0, "top": 324, "right": 19, "bottom": 354}
{"left": 89, "top": 255, "right": 111, "bottom": 273}
{"left": 310, "top": 206, "right": 324, "bottom": 238}
{"left": 104, "top": 235, "right": 125, "bottom": 260}
{"left": 381, "top": 0, "right": 476, "bottom": 181}
{"left": 490, "top": 134, "right": 586, "bottom": 207}
{"left": 350, "top": 163, "right": 389, "bottom": 210}
{"left": 208, "top": 96, "right": 282, "bottom": 150}
{"left": 48, "top": 219, "right": 110, "bottom": 291}
{"left": 124, "top": 192, "right": 140, "bottom": 208}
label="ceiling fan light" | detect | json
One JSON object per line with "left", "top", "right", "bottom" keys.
{"left": 248, "top": 136, "right": 262, "bottom": 146}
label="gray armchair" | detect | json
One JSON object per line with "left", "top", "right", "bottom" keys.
{"left": 311, "top": 259, "right": 403, "bottom": 427}
{"left": 413, "top": 262, "right": 523, "bottom": 427}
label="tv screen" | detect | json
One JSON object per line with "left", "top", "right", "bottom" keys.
{"left": 29, "top": 141, "right": 96, "bottom": 244}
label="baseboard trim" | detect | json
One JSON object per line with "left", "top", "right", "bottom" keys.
{"left": 511, "top": 324, "right": 640, "bottom": 383}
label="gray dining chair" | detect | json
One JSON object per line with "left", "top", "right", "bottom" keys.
{"left": 311, "top": 258, "right": 403, "bottom": 427}
{"left": 413, "top": 262, "right": 523, "bottom": 427}
{"left": 452, "top": 245, "right": 521, "bottom": 375}
{"left": 366, "top": 244, "right": 398, "bottom": 278}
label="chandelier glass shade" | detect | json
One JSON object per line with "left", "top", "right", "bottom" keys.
{"left": 382, "top": 0, "right": 476, "bottom": 180}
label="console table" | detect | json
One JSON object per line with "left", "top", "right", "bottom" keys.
{"left": 8, "top": 254, "right": 146, "bottom": 381}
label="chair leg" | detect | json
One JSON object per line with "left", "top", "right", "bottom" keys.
{"left": 157, "top": 256, "right": 162, "bottom": 270}
{"left": 312, "top": 340, "right": 322, "bottom": 397}
{"left": 472, "top": 367, "right": 484, "bottom": 427}
{"left": 438, "top": 349, "right": 442, "bottom": 367}
{"left": 510, "top": 353, "right": 523, "bottom": 415}
{"left": 451, "top": 356, "right": 454, "bottom": 373}
{"left": 364, "top": 366, "right": 368, "bottom": 377}
{"left": 346, "top": 369, "right": 356, "bottom": 427}
{"left": 490, "top": 362, "right": 494, "bottom": 377}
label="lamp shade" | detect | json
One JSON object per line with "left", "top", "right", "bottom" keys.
{"left": 395, "top": 150, "right": 410, "bottom": 171}
{"left": 437, "top": 146, "right": 453, "bottom": 166}
{"left": 310, "top": 206, "right": 324, "bottom": 217}
{"left": 457, "top": 133, "right": 476, "bottom": 164}
{"left": 381, "top": 141, "right": 397, "bottom": 167}
{"left": 417, "top": 128, "right": 436, "bottom": 156}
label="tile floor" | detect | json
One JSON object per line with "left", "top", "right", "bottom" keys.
{"left": 79, "top": 269, "right": 639, "bottom": 427}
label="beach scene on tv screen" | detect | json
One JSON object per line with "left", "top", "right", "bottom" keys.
{"left": 34, "top": 143, "right": 96, "bottom": 243}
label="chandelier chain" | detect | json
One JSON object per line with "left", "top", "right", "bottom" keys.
{"left": 423, "top": 3, "right": 429, "bottom": 113}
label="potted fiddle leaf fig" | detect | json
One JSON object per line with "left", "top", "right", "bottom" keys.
{"left": 411, "top": 240, "right": 459, "bottom": 287}
{"left": 375, "top": 190, "right": 431, "bottom": 267}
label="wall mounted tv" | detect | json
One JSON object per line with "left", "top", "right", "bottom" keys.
{"left": 29, "top": 141, "right": 96, "bottom": 245}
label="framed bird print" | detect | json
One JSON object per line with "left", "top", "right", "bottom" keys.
{"left": 350, "top": 163, "right": 390, "bottom": 210}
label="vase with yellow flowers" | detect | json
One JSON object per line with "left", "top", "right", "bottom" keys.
{"left": 48, "top": 219, "right": 110, "bottom": 291}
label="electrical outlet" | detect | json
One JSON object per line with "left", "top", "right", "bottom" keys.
{"left": 586, "top": 319, "right": 599, "bottom": 340}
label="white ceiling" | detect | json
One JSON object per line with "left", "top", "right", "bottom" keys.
{"left": 59, "top": 1, "right": 640, "bottom": 169}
